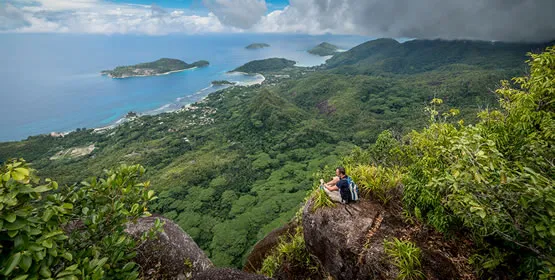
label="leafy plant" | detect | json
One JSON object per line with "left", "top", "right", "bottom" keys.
{"left": 259, "top": 226, "right": 318, "bottom": 278}
{"left": 0, "top": 159, "right": 158, "bottom": 279}
{"left": 0, "top": 159, "right": 74, "bottom": 279}
{"left": 348, "top": 164, "right": 403, "bottom": 204}
{"left": 403, "top": 47, "right": 555, "bottom": 276}
{"left": 311, "top": 186, "right": 335, "bottom": 212}
{"left": 384, "top": 238, "right": 425, "bottom": 280}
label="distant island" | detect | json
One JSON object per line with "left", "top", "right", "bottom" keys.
{"left": 211, "top": 80, "right": 236, "bottom": 86}
{"left": 308, "top": 42, "right": 339, "bottom": 56}
{"left": 101, "top": 58, "right": 209, "bottom": 78}
{"left": 232, "top": 58, "right": 296, "bottom": 73}
{"left": 245, "top": 43, "right": 270, "bottom": 49}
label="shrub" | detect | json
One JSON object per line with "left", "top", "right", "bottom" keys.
{"left": 0, "top": 159, "right": 158, "bottom": 279}
{"left": 403, "top": 47, "right": 555, "bottom": 277}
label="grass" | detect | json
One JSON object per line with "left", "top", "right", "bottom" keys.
{"left": 384, "top": 238, "right": 425, "bottom": 280}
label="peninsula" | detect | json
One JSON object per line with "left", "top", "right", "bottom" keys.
{"left": 101, "top": 58, "right": 209, "bottom": 78}
{"left": 231, "top": 58, "right": 296, "bottom": 73}
{"left": 308, "top": 42, "right": 339, "bottom": 56}
{"left": 245, "top": 43, "right": 270, "bottom": 49}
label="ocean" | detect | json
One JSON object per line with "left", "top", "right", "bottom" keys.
{"left": 0, "top": 33, "right": 369, "bottom": 141}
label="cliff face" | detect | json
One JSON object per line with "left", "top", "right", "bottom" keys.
{"left": 302, "top": 198, "right": 469, "bottom": 280}
{"left": 247, "top": 196, "right": 476, "bottom": 280}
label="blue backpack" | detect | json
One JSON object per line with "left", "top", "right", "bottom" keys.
{"left": 339, "top": 176, "right": 360, "bottom": 203}
{"left": 347, "top": 177, "right": 360, "bottom": 202}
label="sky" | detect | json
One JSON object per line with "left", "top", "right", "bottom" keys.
{"left": 1, "top": 0, "right": 554, "bottom": 42}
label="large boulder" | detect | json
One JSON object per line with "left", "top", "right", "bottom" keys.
{"left": 194, "top": 268, "right": 272, "bottom": 280}
{"left": 125, "top": 215, "right": 213, "bottom": 279}
{"left": 302, "top": 198, "right": 469, "bottom": 280}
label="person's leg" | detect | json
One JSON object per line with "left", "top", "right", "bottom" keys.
{"left": 323, "top": 187, "right": 342, "bottom": 203}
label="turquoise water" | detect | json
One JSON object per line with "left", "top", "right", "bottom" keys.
{"left": 0, "top": 33, "right": 369, "bottom": 141}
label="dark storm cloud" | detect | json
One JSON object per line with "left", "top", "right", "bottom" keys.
{"left": 288, "top": 0, "right": 555, "bottom": 42}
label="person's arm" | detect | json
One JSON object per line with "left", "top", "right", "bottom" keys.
{"left": 326, "top": 185, "right": 339, "bottom": 191}
{"left": 325, "top": 176, "right": 340, "bottom": 187}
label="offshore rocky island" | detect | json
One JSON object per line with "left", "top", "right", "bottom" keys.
{"left": 101, "top": 58, "right": 209, "bottom": 78}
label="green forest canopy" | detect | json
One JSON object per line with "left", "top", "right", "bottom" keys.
{"left": 1, "top": 39, "right": 553, "bottom": 275}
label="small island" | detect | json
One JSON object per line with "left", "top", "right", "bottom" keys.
{"left": 101, "top": 58, "right": 209, "bottom": 78}
{"left": 308, "top": 42, "right": 339, "bottom": 56}
{"left": 245, "top": 43, "right": 270, "bottom": 50}
{"left": 211, "top": 80, "right": 236, "bottom": 86}
{"left": 231, "top": 58, "right": 296, "bottom": 73}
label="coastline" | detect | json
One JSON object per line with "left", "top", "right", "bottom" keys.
{"left": 103, "top": 66, "right": 199, "bottom": 79}
{"left": 92, "top": 72, "right": 265, "bottom": 134}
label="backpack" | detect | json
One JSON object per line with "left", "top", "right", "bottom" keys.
{"left": 347, "top": 177, "right": 360, "bottom": 202}
{"left": 339, "top": 176, "right": 360, "bottom": 203}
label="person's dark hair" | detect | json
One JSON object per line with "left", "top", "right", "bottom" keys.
{"left": 336, "top": 167, "right": 346, "bottom": 175}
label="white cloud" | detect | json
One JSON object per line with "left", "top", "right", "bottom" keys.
{"left": 0, "top": 3, "right": 31, "bottom": 31}
{"left": 3, "top": 0, "right": 230, "bottom": 35}
{"left": 202, "top": 0, "right": 266, "bottom": 29}
{"left": 1, "top": 0, "right": 554, "bottom": 41}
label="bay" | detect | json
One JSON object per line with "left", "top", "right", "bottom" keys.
{"left": 0, "top": 33, "right": 368, "bottom": 141}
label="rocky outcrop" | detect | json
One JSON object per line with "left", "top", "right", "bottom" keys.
{"left": 194, "top": 268, "right": 272, "bottom": 280}
{"left": 243, "top": 221, "right": 298, "bottom": 273}
{"left": 302, "top": 198, "right": 471, "bottom": 280}
{"left": 125, "top": 215, "right": 213, "bottom": 279}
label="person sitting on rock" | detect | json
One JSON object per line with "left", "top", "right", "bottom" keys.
{"left": 320, "top": 167, "right": 350, "bottom": 203}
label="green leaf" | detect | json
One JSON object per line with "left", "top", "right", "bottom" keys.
{"left": 14, "top": 235, "right": 27, "bottom": 251}
{"left": 12, "top": 170, "right": 26, "bottom": 181}
{"left": 64, "top": 264, "right": 79, "bottom": 271}
{"left": 535, "top": 224, "right": 546, "bottom": 232}
{"left": 2, "top": 172, "right": 10, "bottom": 181}
{"left": 62, "top": 203, "right": 73, "bottom": 209}
{"left": 28, "top": 243, "right": 44, "bottom": 251}
{"left": 42, "top": 239, "right": 53, "bottom": 248}
{"left": 19, "top": 254, "right": 32, "bottom": 272}
{"left": 2, "top": 252, "right": 22, "bottom": 276}
{"left": 39, "top": 264, "right": 51, "bottom": 278}
{"left": 31, "top": 185, "right": 52, "bottom": 193}
{"left": 42, "top": 209, "right": 53, "bottom": 222}
{"left": 122, "top": 262, "right": 136, "bottom": 272}
{"left": 5, "top": 218, "right": 26, "bottom": 230}
{"left": 13, "top": 275, "right": 29, "bottom": 280}
{"left": 43, "top": 230, "right": 63, "bottom": 239}
{"left": 5, "top": 212, "right": 17, "bottom": 223}
{"left": 61, "top": 252, "right": 73, "bottom": 262}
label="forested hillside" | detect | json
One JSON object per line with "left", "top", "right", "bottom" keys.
{"left": 0, "top": 38, "right": 551, "bottom": 270}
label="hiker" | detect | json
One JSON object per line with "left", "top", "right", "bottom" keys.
{"left": 320, "top": 167, "right": 359, "bottom": 204}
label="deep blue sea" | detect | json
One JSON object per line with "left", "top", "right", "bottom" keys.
{"left": 0, "top": 33, "right": 369, "bottom": 141}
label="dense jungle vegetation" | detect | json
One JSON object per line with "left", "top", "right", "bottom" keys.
{"left": 1, "top": 39, "right": 553, "bottom": 277}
